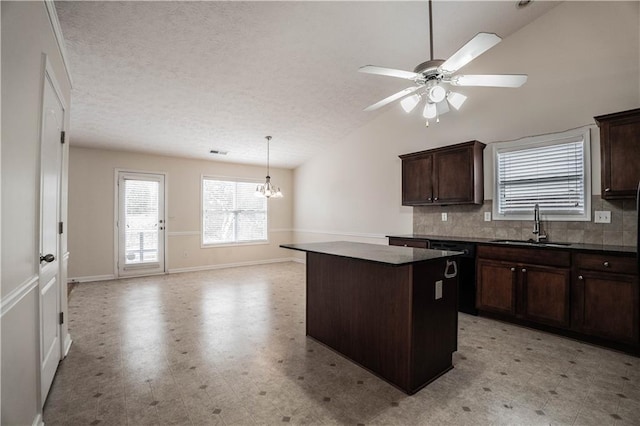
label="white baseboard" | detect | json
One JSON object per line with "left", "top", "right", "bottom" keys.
{"left": 32, "top": 413, "right": 44, "bottom": 426}
{"left": 168, "top": 257, "right": 298, "bottom": 274}
{"left": 63, "top": 334, "right": 73, "bottom": 357}
{"left": 68, "top": 274, "right": 115, "bottom": 283}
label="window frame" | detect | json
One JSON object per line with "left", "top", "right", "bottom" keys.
{"left": 200, "top": 175, "right": 269, "bottom": 248}
{"left": 491, "top": 127, "right": 591, "bottom": 222}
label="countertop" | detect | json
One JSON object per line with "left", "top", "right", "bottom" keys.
{"left": 280, "top": 241, "right": 462, "bottom": 266}
{"left": 387, "top": 234, "right": 638, "bottom": 255}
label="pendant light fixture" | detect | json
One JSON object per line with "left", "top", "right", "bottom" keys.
{"left": 255, "top": 136, "right": 283, "bottom": 198}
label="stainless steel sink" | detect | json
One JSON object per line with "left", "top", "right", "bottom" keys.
{"left": 490, "top": 239, "right": 572, "bottom": 247}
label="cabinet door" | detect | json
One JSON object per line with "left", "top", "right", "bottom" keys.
{"left": 599, "top": 111, "right": 640, "bottom": 199}
{"left": 433, "top": 146, "right": 474, "bottom": 204}
{"left": 402, "top": 155, "right": 433, "bottom": 205}
{"left": 477, "top": 259, "right": 516, "bottom": 316}
{"left": 576, "top": 271, "right": 639, "bottom": 344}
{"left": 521, "top": 265, "right": 570, "bottom": 328}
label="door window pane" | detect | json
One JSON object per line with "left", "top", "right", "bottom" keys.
{"left": 124, "top": 179, "right": 159, "bottom": 264}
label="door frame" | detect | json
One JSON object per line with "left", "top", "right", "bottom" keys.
{"left": 38, "top": 54, "right": 67, "bottom": 406}
{"left": 113, "top": 168, "right": 168, "bottom": 278}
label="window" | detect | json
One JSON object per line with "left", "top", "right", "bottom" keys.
{"left": 202, "top": 177, "right": 267, "bottom": 245}
{"left": 493, "top": 128, "right": 591, "bottom": 221}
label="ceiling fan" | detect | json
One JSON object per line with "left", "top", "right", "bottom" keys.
{"left": 359, "top": 0, "right": 528, "bottom": 125}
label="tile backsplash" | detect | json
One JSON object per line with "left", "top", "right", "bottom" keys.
{"left": 413, "top": 196, "right": 638, "bottom": 247}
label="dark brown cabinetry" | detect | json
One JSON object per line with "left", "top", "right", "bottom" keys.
{"left": 572, "top": 253, "right": 639, "bottom": 345}
{"left": 595, "top": 108, "right": 640, "bottom": 199}
{"left": 476, "top": 245, "right": 571, "bottom": 328}
{"left": 400, "top": 141, "right": 485, "bottom": 206}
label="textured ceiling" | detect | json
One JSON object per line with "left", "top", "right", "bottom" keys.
{"left": 55, "top": 1, "right": 559, "bottom": 169}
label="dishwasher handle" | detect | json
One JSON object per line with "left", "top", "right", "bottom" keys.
{"left": 444, "top": 259, "right": 458, "bottom": 279}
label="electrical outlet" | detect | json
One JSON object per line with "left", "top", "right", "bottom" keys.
{"left": 435, "top": 280, "right": 443, "bottom": 300}
{"left": 484, "top": 212, "right": 492, "bottom": 222}
{"left": 441, "top": 212, "right": 448, "bottom": 222}
{"left": 594, "top": 211, "right": 611, "bottom": 224}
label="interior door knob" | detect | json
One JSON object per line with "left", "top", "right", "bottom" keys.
{"left": 40, "top": 254, "right": 55, "bottom": 263}
{"left": 604, "top": 188, "right": 611, "bottom": 192}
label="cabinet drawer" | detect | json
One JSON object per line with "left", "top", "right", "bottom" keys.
{"left": 389, "top": 238, "right": 429, "bottom": 249}
{"left": 478, "top": 245, "right": 571, "bottom": 268}
{"left": 574, "top": 253, "right": 637, "bottom": 275}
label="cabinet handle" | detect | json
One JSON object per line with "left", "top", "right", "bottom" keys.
{"left": 434, "top": 197, "right": 439, "bottom": 201}
{"left": 510, "top": 267, "right": 516, "bottom": 272}
{"left": 603, "top": 261, "right": 610, "bottom": 268}
{"left": 404, "top": 244, "right": 408, "bottom": 247}
{"left": 427, "top": 197, "right": 432, "bottom": 201}
{"left": 522, "top": 268, "right": 527, "bottom": 273}
{"left": 604, "top": 188, "right": 611, "bottom": 192}
{"left": 578, "top": 275, "right": 584, "bottom": 280}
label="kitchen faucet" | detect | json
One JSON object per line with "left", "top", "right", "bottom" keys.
{"left": 533, "top": 203, "right": 547, "bottom": 243}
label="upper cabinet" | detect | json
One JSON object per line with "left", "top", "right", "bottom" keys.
{"left": 595, "top": 108, "right": 640, "bottom": 199}
{"left": 399, "top": 141, "right": 486, "bottom": 206}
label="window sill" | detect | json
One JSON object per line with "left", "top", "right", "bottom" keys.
{"left": 201, "top": 240, "right": 270, "bottom": 249}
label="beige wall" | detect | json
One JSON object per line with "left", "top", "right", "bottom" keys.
{"left": 68, "top": 147, "right": 294, "bottom": 280}
{"left": 1, "top": 1, "right": 72, "bottom": 424}
{"left": 293, "top": 1, "right": 640, "bottom": 247}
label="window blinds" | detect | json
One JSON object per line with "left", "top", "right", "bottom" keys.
{"left": 202, "top": 178, "right": 267, "bottom": 244}
{"left": 497, "top": 139, "right": 585, "bottom": 215}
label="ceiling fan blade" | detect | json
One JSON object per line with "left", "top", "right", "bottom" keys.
{"left": 449, "top": 74, "right": 528, "bottom": 88}
{"left": 358, "top": 65, "right": 419, "bottom": 80}
{"left": 363, "top": 87, "right": 420, "bottom": 112}
{"left": 439, "top": 33, "right": 502, "bottom": 74}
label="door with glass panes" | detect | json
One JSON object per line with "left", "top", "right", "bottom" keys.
{"left": 117, "top": 172, "right": 165, "bottom": 277}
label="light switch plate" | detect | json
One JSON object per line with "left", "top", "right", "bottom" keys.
{"left": 484, "top": 212, "right": 492, "bottom": 222}
{"left": 441, "top": 212, "right": 448, "bottom": 222}
{"left": 594, "top": 210, "right": 611, "bottom": 223}
{"left": 435, "top": 280, "right": 443, "bottom": 300}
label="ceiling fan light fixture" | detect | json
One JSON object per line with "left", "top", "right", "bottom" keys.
{"left": 400, "top": 94, "right": 421, "bottom": 113}
{"left": 447, "top": 91, "right": 467, "bottom": 110}
{"left": 436, "top": 100, "right": 450, "bottom": 116}
{"left": 423, "top": 102, "right": 437, "bottom": 119}
{"left": 427, "top": 85, "right": 446, "bottom": 103}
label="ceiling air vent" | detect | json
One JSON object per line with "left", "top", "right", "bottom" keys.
{"left": 209, "top": 149, "right": 228, "bottom": 156}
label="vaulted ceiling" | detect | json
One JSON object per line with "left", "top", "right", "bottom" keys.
{"left": 55, "top": 1, "right": 559, "bottom": 168}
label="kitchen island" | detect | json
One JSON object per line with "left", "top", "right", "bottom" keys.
{"left": 280, "top": 241, "right": 462, "bottom": 394}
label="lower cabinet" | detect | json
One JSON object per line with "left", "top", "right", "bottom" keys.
{"left": 572, "top": 253, "right": 639, "bottom": 345}
{"left": 476, "top": 245, "right": 571, "bottom": 329}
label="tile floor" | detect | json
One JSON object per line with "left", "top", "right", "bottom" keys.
{"left": 44, "top": 262, "right": 640, "bottom": 425}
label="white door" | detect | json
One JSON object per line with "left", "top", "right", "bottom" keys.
{"left": 39, "top": 65, "right": 64, "bottom": 403}
{"left": 117, "top": 172, "right": 166, "bottom": 277}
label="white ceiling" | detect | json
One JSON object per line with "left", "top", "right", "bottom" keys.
{"left": 55, "top": 1, "right": 560, "bottom": 169}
